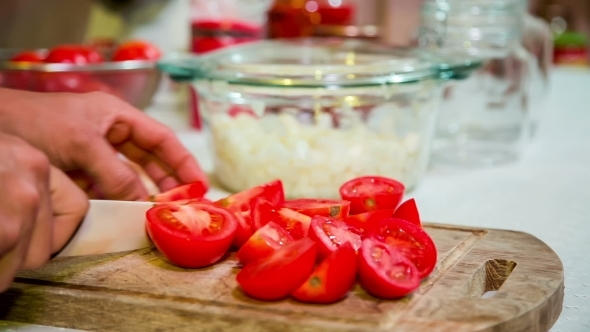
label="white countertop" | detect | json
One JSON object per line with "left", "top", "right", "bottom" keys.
{"left": 2, "top": 67, "right": 589, "bottom": 331}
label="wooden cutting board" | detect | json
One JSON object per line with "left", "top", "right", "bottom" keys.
{"left": 0, "top": 223, "right": 564, "bottom": 332}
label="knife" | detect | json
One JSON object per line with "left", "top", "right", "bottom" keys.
{"left": 55, "top": 187, "right": 231, "bottom": 258}
{"left": 55, "top": 200, "right": 155, "bottom": 258}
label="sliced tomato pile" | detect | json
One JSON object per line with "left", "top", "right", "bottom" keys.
{"left": 145, "top": 176, "right": 437, "bottom": 303}
{"left": 4, "top": 40, "right": 160, "bottom": 95}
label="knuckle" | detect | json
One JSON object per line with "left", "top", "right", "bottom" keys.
{"left": 104, "top": 169, "right": 142, "bottom": 200}
{"left": 0, "top": 222, "right": 21, "bottom": 254}
{"left": 14, "top": 183, "right": 42, "bottom": 211}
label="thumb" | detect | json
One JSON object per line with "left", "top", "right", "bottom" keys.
{"left": 49, "top": 166, "right": 89, "bottom": 253}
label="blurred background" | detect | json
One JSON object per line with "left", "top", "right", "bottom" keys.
{"left": 0, "top": 0, "right": 587, "bottom": 66}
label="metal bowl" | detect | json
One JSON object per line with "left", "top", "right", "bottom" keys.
{"left": 0, "top": 48, "right": 161, "bottom": 110}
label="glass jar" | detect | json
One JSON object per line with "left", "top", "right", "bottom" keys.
{"left": 267, "top": 0, "right": 356, "bottom": 39}
{"left": 418, "top": 0, "right": 533, "bottom": 166}
{"left": 159, "top": 39, "right": 479, "bottom": 198}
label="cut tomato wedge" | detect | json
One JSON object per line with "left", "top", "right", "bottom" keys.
{"left": 342, "top": 209, "right": 396, "bottom": 236}
{"left": 358, "top": 238, "right": 420, "bottom": 299}
{"left": 392, "top": 198, "right": 421, "bottom": 228}
{"left": 291, "top": 242, "right": 358, "bottom": 304}
{"left": 368, "top": 218, "right": 437, "bottom": 279}
{"left": 309, "top": 216, "right": 362, "bottom": 261}
{"left": 237, "top": 221, "right": 294, "bottom": 266}
{"left": 282, "top": 198, "right": 351, "bottom": 219}
{"left": 215, "top": 180, "right": 285, "bottom": 248}
{"left": 145, "top": 202, "right": 237, "bottom": 268}
{"left": 148, "top": 181, "right": 208, "bottom": 202}
{"left": 339, "top": 176, "right": 405, "bottom": 215}
{"left": 236, "top": 238, "right": 317, "bottom": 301}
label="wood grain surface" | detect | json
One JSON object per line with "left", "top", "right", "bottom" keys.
{"left": 0, "top": 223, "right": 564, "bottom": 332}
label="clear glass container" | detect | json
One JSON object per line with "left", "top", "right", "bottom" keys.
{"left": 159, "top": 39, "right": 479, "bottom": 198}
{"left": 418, "top": 0, "right": 533, "bottom": 166}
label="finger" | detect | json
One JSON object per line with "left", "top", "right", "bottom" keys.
{"left": 115, "top": 140, "right": 180, "bottom": 191}
{"left": 79, "top": 139, "right": 148, "bottom": 200}
{"left": 106, "top": 116, "right": 208, "bottom": 188}
{"left": 49, "top": 166, "right": 89, "bottom": 253}
{"left": 21, "top": 174, "right": 53, "bottom": 270}
{"left": 0, "top": 181, "right": 40, "bottom": 287}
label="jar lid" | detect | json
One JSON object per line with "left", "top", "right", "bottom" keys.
{"left": 159, "top": 38, "right": 480, "bottom": 87}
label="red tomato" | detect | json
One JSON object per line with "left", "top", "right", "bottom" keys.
{"left": 253, "top": 200, "right": 311, "bottom": 240}
{"left": 291, "top": 242, "right": 358, "bottom": 304}
{"left": 236, "top": 221, "right": 294, "bottom": 266}
{"left": 358, "top": 238, "right": 420, "bottom": 299}
{"left": 342, "top": 209, "right": 395, "bottom": 236}
{"left": 215, "top": 180, "right": 285, "bottom": 248}
{"left": 339, "top": 176, "right": 405, "bottom": 215}
{"left": 282, "top": 198, "right": 351, "bottom": 219}
{"left": 10, "top": 51, "right": 44, "bottom": 63}
{"left": 308, "top": 216, "right": 362, "bottom": 261}
{"left": 112, "top": 40, "right": 162, "bottom": 61}
{"left": 368, "top": 218, "right": 437, "bottom": 279}
{"left": 45, "top": 45, "right": 103, "bottom": 64}
{"left": 145, "top": 202, "right": 237, "bottom": 268}
{"left": 148, "top": 181, "right": 208, "bottom": 202}
{"left": 393, "top": 198, "right": 421, "bottom": 228}
{"left": 228, "top": 105, "right": 256, "bottom": 118}
{"left": 236, "top": 238, "right": 317, "bottom": 301}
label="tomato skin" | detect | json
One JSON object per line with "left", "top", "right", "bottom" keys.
{"left": 10, "top": 51, "right": 45, "bottom": 63}
{"left": 392, "top": 198, "right": 421, "bottom": 228}
{"left": 291, "top": 242, "right": 358, "bottom": 304}
{"left": 368, "top": 218, "right": 437, "bottom": 279}
{"left": 45, "top": 45, "right": 103, "bottom": 64}
{"left": 339, "top": 176, "right": 405, "bottom": 215}
{"left": 257, "top": 204, "right": 312, "bottom": 240}
{"left": 148, "top": 181, "right": 208, "bottom": 202}
{"left": 215, "top": 179, "right": 285, "bottom": 248}
{"left": 358, "top": 238, "right": 420, "bottom": 299}
{"left": 145, "top": 202, "right": 237, "bottom": 268}
{"left": 237, "top": 238, "right": 317, "bottom": 301}
{"left": 112, "top": 40, "right": 162, "bottom": 61}
{"left": 236, "top": 221, "right": 294, "bottom": 266}
{"left": 342, "top": 209, "right": 396, "bottom": 236}
{"left": 308, "top": 216, "right": 362, "bottom": 261}
{"left": 282, "top": 199, "right": 351, "bottom": 219}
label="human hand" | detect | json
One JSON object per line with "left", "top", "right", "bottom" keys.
{"left": 0, "top": 132, "right": 88, "bottom": 292}
{"left": 0, "top": 88, "right": 208, "bottom": 201}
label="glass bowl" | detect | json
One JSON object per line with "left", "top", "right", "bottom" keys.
{"left": 159, "top": 38, "right": 479, "bottom": 198}
{"left": 0, "top": 49, "right": 161, "bottom": 110}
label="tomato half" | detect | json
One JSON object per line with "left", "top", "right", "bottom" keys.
{"left": 253, "top": 201, "right": 311, "bottom": 240}
{"left": 308, "top": 216, "right": 362, "bottom": 261}
{"left": 148, "top": 181, "right": 208, "bottom": 202}
{"left": 145, "top": 202, "right": 237, "bottom": 268}
{"left": 112, "top": 40, "right": 162, "bottom": 61}
{"left": 392, "top": 198, "right": 421, "bottom": 228}
{"left": 236, "top": 221, "right": 294, "bottom": 266}
{"left": 291, "top": 242, "right": 358, "bottom": 304}
{"left": 10, "top": 51, "right": 45, "bottom": 63}
{"left": 358, "top": 238, "right": 420, "bottom": 299}
{"left": 236, "top": 238, "right": 317, "bottom": 301}
{"left": 215, "top": 179, "right": 285, "bottom": 248}
{"left": 339, "top": 176, "right": 405, "bottom": 215}
{"left": 368, "top": 218, "right": 437, "bottom": 279}
{"left": 342, "top": 209, "right": 396, "bottom": 236}
{"left": 282, "top": 199, "right": 351, "bottom": 219}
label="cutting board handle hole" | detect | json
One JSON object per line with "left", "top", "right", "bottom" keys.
{"left": 466, "top": 259, "right": 517, "bottom": 299}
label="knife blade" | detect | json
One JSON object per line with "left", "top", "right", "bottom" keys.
{"left": 55, "top": 200, "right": 155, "bottom": 258}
